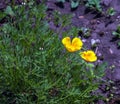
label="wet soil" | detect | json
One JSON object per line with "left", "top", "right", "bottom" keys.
{"left": 0, "top": 0, "right": 120, "bottom": 103}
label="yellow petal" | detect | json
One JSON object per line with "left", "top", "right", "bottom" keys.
{"left": 80, "top": 50, "right": 97, "bottom": 62}
{"left": 62, "top": 37, "right": 71, "bottom": 46}
{"left": 72, "top": 37, "right": 83, "bottom": 50}
{"left": 80, "top": 51, "right": 87, "bottom": 60}
{"left": 66, "top": 46, "right": 75, "bottom": 52}
{"left": 89, "top": 56, "right": 97, "bottom": 62}
{"left": 62, "top": 37, "right": 83, "bottom": 52}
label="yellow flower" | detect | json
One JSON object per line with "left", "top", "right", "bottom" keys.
{"left": 62, "top": 37, "right": 83, "bottom": 52}
{"left": 80, "top": 50, "right": 97, "bottom": 62}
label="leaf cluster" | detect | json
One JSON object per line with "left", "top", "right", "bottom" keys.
{"left": 86, "top": 0, "right": 102, "bottom": 12}
{"left": 57, "top": 0, "right": 102, "bottom": 12}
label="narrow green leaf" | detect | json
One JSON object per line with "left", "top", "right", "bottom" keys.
{"left": 4, "top": 6, "right": 15, "bottom": 16}
{"left": 71, "top": 1, "right": 79, "bottom": 8}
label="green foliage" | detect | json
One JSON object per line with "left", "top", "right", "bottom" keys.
{"left": 57, "top": 0, "right": 80, "bottom": 9}
{"left": 0, "top": 12, "right": 6, "bottom": 20}
{"left": 57, "top": 0, "right": 102, "bottom": 11}
{"left": 112, "top": 25, "right": 120, "bottom": 48}
{"left": 112, "top": 25, "right": 120, "bottom": 38}
{"left": 4, "top": 6, "right": 15, "bottom": 17}
{"left": 57, "top": 0, "right": 65, "bottom": 2}
{"left": 79, "top": 27, "right": 91, "bottom": 38}
{"left": 0, "top": 1, "right": 106, "bottom": 104}
{"left": 70, "top": 0, "right": 80, "bottom": 8}
{"left": 86, "top": 0, "right": 102, "bottom": 12}
{"left": 53, "top": 10, "right": 72, "bottom": 28}
{"left": 117, "top": 41, "right": 120, "bottom": 47}
{"left": 107, "top": 7, "right": 116, "bottom": 16}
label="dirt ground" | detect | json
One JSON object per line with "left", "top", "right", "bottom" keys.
{"left": 0, "top": 0, "right": 120, "bottom": 103}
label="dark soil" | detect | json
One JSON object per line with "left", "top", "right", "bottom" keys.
{"left": 0, "top": 0, "right": 120, "bottom": 103}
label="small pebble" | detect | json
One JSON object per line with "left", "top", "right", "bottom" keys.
{"left": 97, "top": 51, "right": 102, "bottom": 57}
{"left": 117, "top": 15, "right": 120, "bottom": 19}
{"left": 82, "top": 39, "right": 86, "bottom": 42}
{"left": 97, "top": 20, "right": 100, "bottom": 24}
{"left": 90, "top": 19, "right": 97, "bottom": 24}
{"left": 78, "top": 16, "right": 84, "bottom": 19}
{"left": 91, "top": 39, "right": 100, "bottom": 45}
{"left": 109, "top": 48, "right": 113, "bottom": 54}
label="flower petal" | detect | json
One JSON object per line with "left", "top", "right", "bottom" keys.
{"left": 72, "top": 37, "right": 83, "bottom": 50}
{"left": 80, "top": 50, "right": 97, "bottom": 62}
{"left": 65, "top": 46, "right": 75, "bottom": 52}
{"left": 62, "top": 37, "right": 83, "bottom": 52}
{"left": 62, "top": 37, "right": 71, "bottom": 47}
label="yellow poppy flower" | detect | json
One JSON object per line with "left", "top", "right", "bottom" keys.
{"left": 80, "top": 50, "right": 97, "bottom": 62}
{"left": 62, "top": 37, "right": 83, "bottom": 52}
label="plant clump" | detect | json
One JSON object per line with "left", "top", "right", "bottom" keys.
{"left": 0, "top": 0, "right": 107, "bottom": 104}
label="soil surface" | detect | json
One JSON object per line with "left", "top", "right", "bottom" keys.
{"left": 0, "top": 0, "right": 120, "bottom": 103}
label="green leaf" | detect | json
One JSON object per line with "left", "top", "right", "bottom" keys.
{"left": 57, "top": 0, "right": 65, "bottom": 2}
{"left": 71, "top": 1, "right": 79, "bottom": 8}
{"left": 86, "top": 0, "right": 102, "bottom": 12}
{"left": 117, "top": 41, "right": 120, "bottom": 46}
{"left": 0, "top": 12, "right": 6, "bottom": 19}
{"left": 4, "top": 6, "right": 15, "bottom": 16}
{"left": 94, "top": 62, "right": 107, "bottom": 78}
{"left": 112, "top": 31, "right": 117, "bottom": 35}
{"left": 107, "top": 7, "right": 116, "bottom": 16}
